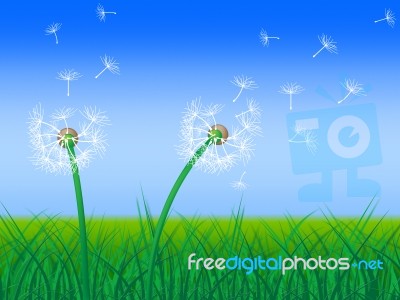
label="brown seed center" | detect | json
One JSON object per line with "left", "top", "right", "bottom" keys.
{"left": 57, "top": 128, "right": 79, "bottom": 147}
{"left": 210, "top": 124, "right": 229, "bottom": 145}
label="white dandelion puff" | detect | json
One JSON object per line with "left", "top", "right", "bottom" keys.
{"left": 312, "top": 34, "right": 338, "bottom": 58}
{"left": 374, "top": 9, "right": 396, "bottom": 28}
{"left": 95, "top": 55, "right": 120, "bottom": 78}
{"left": 177, "top": 98, "right": 261, "bottom": 174}
{"left": 96, "top": 3, "right": 117, "bottom": 22}
{"left": 231, "top": 171, "right": 249, "bottom": 191}
{"left": 28, "top": 104, "right": 110, "bottom": 175}
{"left": 231, "top": 75, "right": 258, "bottom": 103}
{"left": 279, "top": 82, "right": 304, "bottom": 111}
{"left": 45, "top": 23, "right": 62, "bottom": 44}
{"left": 337, "top": 79, "right": 366, "bottom": 104}
{"left": 288, "top": 125, "right": 318, "bottom": 155}
{"left": 57, "top": 69, "right": 82, "bottom": 96}
{"left": 259, "top": 28, "right": 280, "bottom": 47}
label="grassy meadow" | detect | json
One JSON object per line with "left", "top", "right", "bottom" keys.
{"left": 0, "top": 202, "right": 399, "bottom": 299}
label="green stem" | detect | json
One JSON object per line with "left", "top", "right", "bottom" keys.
{"left": 147, "top": 138, "right": 212, "bottom": 299}
{"left": 67, "top": 145, "right": 91, "bottom": 300}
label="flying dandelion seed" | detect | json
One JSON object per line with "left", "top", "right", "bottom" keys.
{"left": 231, "top": 75, "right": 258, "bottom": 103}
{"left": 374, "top": 9, "right": 396, "bottom": 27}
{"left": 279, "top": 82, "right": 304, "bottom": 111}
{"left": 147, "top": 98, "right": 262, "bottom": 299}
{"left": 28, "top": 104, "right": 110, "bottom": 299}
{"left": 288, "top": 124, "right": 318, "bottom": 155}
{"left": 96, "top": 3, "right": 117, "bottom": 22}
{"left": 57, "top": 69, "right": 82, "bottom": 96}
{"left": 259, "top": 28, "right": 280, "bottom": 47}
{"left": 312, "top": 34, "right": 338, "bottom": 58}
{"left": 231, "top": 171, "right": 249, "bottom": 191}
{"left": 95, "top": 55, "right": 120, "bottom": 79}
{"left": 45, "top": 23, "right": 62, "bottom": 44}
{"left": 337, "top": 79, "right": 366, "bottom": 104}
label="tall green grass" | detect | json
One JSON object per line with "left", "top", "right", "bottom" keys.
{"left": 0, "top": 200, "right": 399, "bottom": 299}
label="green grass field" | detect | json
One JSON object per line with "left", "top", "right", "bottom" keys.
{"left": 1, "top": 202, "right": 399, "bottom": 299}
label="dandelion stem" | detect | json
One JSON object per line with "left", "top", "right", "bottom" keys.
{"left": 67, "top": 80, "right": 70, "bottom": 97}
{"left": 374, "top": 18, "right": 386, "bottom": 23}
{"left": 290, "top": 94, "right": 293, "bottom": 110}
{"left": 54, "top": 33, "right": 59, "bottom": 45}
{"left": 313, "top": 46, "right": 325, "bottom": 58}
{"left": 147, "top": 137, "right": 213, "bottom": 300}
{"left": 288, "top": 140, "right": 307, "bottom": 143}
{"left": 95, "top": 67, "right": 108, "bottom": 79}
{"left": 66, "top": 143, "right": 90, "bottom": 300}
{"left": 337, "top": 92, "right": 352, "bottom": 104}
{"left": 232, "top": 88, "right": 244, "bottom": 103}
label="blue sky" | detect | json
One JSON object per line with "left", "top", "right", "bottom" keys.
{"left": 0, "top": 1, "right": 399, "bottom": 216}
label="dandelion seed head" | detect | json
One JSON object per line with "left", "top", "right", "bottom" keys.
{"left": 318, "top": 34, "right": 338, "bottom": 54}
{"left": 385, "top": 8, "right": 396, "bottom": 27}
{"left": 304, "top": 131, "right": 318, "bottom": 154}
{"left": 80, "top": 106, "right": 111, "bottom": 127}
{"left": 51, "top": 107, "right": 77, "bottom": 122}
{"left": 231, "top": 75, "right": 258, "bottom": 90}
{"left": 100, "top": 55, "right": 120, "bottom": 75}
{"left": 236, "top": 114, "right": 262, "bottom": 137}
{"left": 45, "top": 23, "right": 62, "bottom": 35}
{"left": 259, "top": 29, "right": 271, "bottom": 46}
{"left": 289, "top": 126, "right": 318, "bottom": 155}
{"left": 96, "top": 4, "right": 106, "bottom": 21}
{"left": 342, "top": 79, "right": 365, "bottom": 96}
{"left": 235, "top": 98, "right": 262, "bottom": 121}
{"left": 246, "top": 99, "right": 262, "bottom": 118}
{"left": 177, "top": 98, "right": 261, "bottom": 174}
{"left": 205, "top": 104, "right": 224, "bottom": 118}
{"left": 235, "top": 136, "right": 254, "bottom": 163}
{"left": 28, "top": 104, "right": 44, "bottom": 129}
{"left": 231, "top": 171, "right": 249, "bottom": 191}
{"left": 96, "top": 3, "right": 116, "bottom": 22}
{"left": 231, "top": 179, "right": 249, "bottom": 191}
{"left": 28, "top": 104, "right": 110, "bottom": 175}
{"left": 57, "top": 69, "right": 82, "bottom": 81}
{"left": 279, "top": 82, "right": 304, "bottom": 95}
{"left": 259, "top": 28, "right": 279, "bottom": 47}
{"left": 86, "top": 127, "right": 108, "bottom": 157}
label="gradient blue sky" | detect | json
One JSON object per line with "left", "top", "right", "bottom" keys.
{"left": 0, "top": 1, "right": 399, "bottom": 216}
